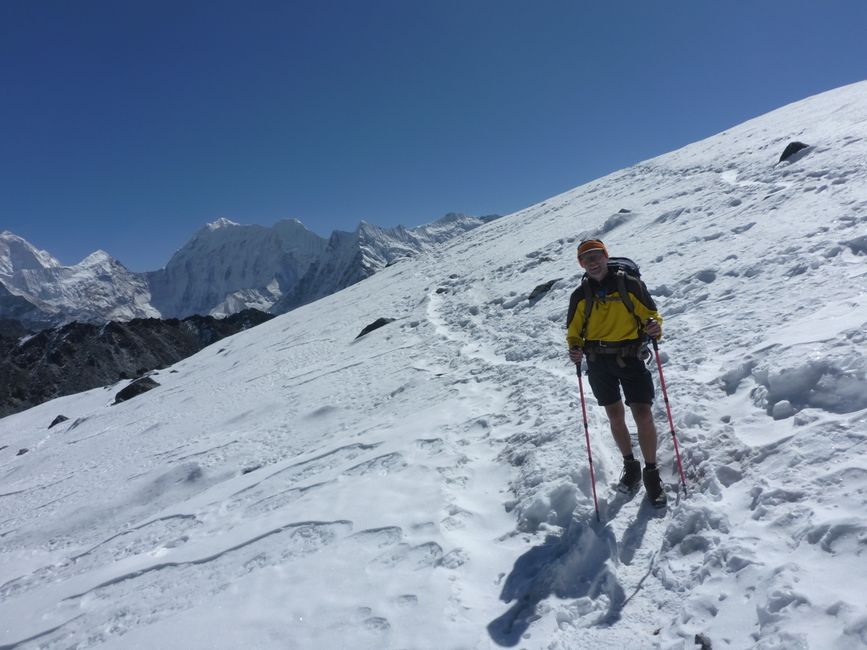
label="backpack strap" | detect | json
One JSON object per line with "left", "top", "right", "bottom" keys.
{"left": 579, "top": 277, "right": 593, "bottom": 341}
{"left": 615, "top": 270, "right": 645, "bottom": 336}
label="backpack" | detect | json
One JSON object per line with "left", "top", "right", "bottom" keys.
{"left": 605, "top": 257, "right": 641, "bottom": 280}
{"left": 579, "top": 257, "right": 643, "bottom": 340}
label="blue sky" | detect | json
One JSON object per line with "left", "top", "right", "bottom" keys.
{"left": 1, "top": 1, "right": 866, "bottom": 271}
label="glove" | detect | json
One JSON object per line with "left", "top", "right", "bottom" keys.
{"left": 568, "top": 346, "right": 583, "bottom": 364}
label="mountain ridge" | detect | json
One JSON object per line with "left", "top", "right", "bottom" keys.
{"left": 0, "top": 213, "right": 499, "bottom": 326}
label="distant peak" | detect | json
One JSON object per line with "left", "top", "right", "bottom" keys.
{"left": 1, "top": 230, "right": 27, "bottom": 242}
{"left": 274, "top": 218, "right": 310, "bottom": 231}
{"left": 79, "top": 250, "right": 115, "bottom": 266}
{"left": 0, "top": 231, "right": 62, "bottom": 271}
{"left": 207, "top": 217, "right": 240, "bottom": 231}
{"left": 357, "top": 220, "right": 382, "bottom": 232}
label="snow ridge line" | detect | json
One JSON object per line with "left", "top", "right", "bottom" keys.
{"left": 59, "top": 519, "right": 354, "bottom": 601}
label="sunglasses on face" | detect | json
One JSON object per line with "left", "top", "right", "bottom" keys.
{"left": 577, "top": 251, "right": 606, "bottom": 265}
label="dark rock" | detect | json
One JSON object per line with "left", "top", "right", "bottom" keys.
{"left": 435, "top": 287, "right": 448, "bottom": 294}
{"left": 843, "top": 235, "right": 867, "bottom": 255}
{"left": 600, "top": 211, "right": 635, "bottom": 234}
{"left": 779, "top": 141, "right": 810, "bottom": 162}
{"left": 695, "top": 633, "right": 713, "bottom": 650}
{"left": 113, "top": 377, "right": 161, "bottom": 404}
{"left": 0, "top": 309, "right": 273, "bottom": 418}
{"left": 17, "top": 448, "right": 29, "bottom": 456}
{"left": 528, "top": 279, "right": 561, "bottom": 304}
{"left": 0, "top": 318, "right": 34, "bottom": 339}
{"left": 356, "top": 318, "right": 395, "bottom": 339}
{"left": 49, "top": 415, "right": 69, "bottom": 429}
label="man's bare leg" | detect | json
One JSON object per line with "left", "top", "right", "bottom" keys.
{"left": 630, "top": 402, "right": 658, "bottom": 465}
{"left": 604, "top": 401, "right": 633, "bottom": 457}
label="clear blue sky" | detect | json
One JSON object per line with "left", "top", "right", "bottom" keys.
{"left": 2, "top": 1, "right": 866, "bottom": 271}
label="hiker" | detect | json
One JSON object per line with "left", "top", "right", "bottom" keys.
{"left": 566, "top": 239, "right": 666, "bottom": 506}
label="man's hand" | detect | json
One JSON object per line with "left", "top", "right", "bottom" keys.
{"left": 568, "top": 346, "right": 583, "bottom": 365}
{"left": 645, "top": 318, "right": 661, "bottom": 340}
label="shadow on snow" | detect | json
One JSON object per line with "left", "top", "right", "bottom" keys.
{"left": 487, "top": 493, "right": 666, "bottom": 647}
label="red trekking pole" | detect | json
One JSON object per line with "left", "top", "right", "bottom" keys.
{"left": 576, "top": 364, "right": 601, "bottom": 522}
{"left": 651, "top": 338, "right": 688, "bottom": 496}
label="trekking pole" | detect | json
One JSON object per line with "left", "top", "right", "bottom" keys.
{"left": 576, "top": 364, "right": 601, "bottom": 522}
{"left": 651, "top": 338, "right": 688, "bottom": 496}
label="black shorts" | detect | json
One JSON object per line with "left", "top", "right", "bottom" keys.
{"left": 586, "top": 355, "right": 655, "bottom": 406}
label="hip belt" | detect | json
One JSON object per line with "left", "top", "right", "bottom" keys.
{"left": 584, "top": 339, "right": 649, "bottom": 365}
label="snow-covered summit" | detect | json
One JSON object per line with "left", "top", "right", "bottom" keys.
{"left": 206, "top": 217, "right": 240, "bottom": 231}
{"left": 1, "top": 81, "right": 867, "bottom": 649}
{"left": 0, "top": 237, "right": 157, "bottom": 324}
{"left": 77, "top": 250, "right": 117, "bottom": 269}
{"left": 146, "top": 220, "right": 318, "bottom": 319}
{"left": 0, "top": 231, "right": 61, "bottom": 277}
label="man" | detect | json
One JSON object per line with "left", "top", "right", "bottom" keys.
{"left": 566, "top": 238, "right": 666, "bottom": 507}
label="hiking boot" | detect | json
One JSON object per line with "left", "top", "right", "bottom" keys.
{"left": 617, "top": 458, "right": 642, "bottom": 493}
{"left": 643, "top": 466, "right": 667, "bottom": 508}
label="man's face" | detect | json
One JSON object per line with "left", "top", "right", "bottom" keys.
{"left": 579, "top": 250, "right": 609, "bottom": 281}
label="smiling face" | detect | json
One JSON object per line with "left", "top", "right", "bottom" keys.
{"left": 579, "top": 250, "right": 609, "bottom": 281}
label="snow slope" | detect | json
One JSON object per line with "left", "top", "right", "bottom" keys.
{"left": 1, "top": 81, "right": 867, "bottom": 650}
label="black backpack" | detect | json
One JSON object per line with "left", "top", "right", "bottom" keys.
{"left": 579, "top": 257, "right": 643, "bottom": 340}
{"left": 604, "top": 257, "right": 640, "bottom": 280}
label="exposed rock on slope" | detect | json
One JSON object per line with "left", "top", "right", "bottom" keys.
{"left": 0, "top": 309, "right": 273, "bottom": 417}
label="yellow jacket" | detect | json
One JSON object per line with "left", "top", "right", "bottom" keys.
{"left": 566, "top": 271, "right": 662, "bottom": 348}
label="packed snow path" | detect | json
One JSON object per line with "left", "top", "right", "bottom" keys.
{"left": 2, "top": 82, "right": 867, "bottom": 649}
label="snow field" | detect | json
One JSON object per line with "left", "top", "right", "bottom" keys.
{"left": 2, "top": 81, "right": 867, "bottom": 649}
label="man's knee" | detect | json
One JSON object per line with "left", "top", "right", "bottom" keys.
{"left": 630, "top": 403, "right": 654, "bottom": 425}
{"left": 605, "top": 401, "right": 626, "bottom": 423}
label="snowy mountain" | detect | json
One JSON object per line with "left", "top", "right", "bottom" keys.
{"left": 0, "top": 232, "right": 159, "bottom": 326}
{"left": 2, "top": 81, "right": 867, "bottom": 650}
{"left": 0, "top": 214, "right": 497, "bottom": 324}
{"left": 273, "top": 213, "right": 499, "bottom": 312}
{"left": 0, "top": 281, "right": 54, "bottom": 329}
{"left": 145, "top": 218, "right": 327, "bottom": 319}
